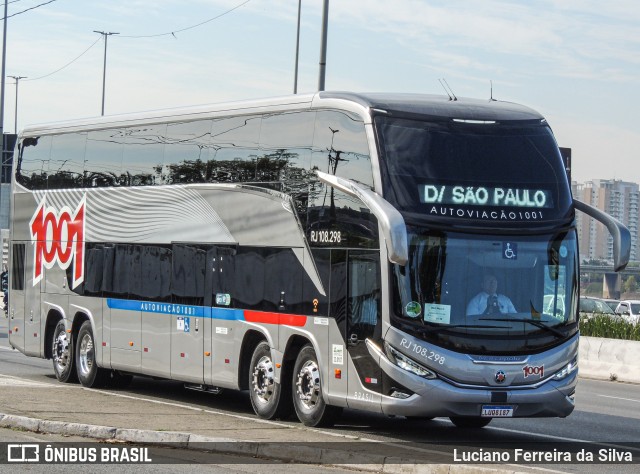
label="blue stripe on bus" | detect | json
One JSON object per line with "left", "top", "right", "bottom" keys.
{"left": 106, "top": 298, "right": 245, "bottom": 321}
{"left": 210, "top": 307, "right": 245, "bottom": 321}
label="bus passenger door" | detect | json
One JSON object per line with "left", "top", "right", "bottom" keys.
{"left": 8, "top": 243, "right": 26, "bottom": 352}
{"left": 346, "top": 251, "right": 382, "bottom": 405}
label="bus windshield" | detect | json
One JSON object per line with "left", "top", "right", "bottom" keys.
{"left": 391, "top": 229, "right": 578, "bottom": 354}
{"left": 375, "top": 116, "right": 572, "bottom": 223}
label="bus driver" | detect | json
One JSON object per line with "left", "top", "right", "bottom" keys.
{"left": 466, "top": 274, "right": 516, "bottom": 316}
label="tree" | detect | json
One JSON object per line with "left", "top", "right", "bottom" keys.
{"left": 623, "top": 275, "right": 638, "bottom": 294}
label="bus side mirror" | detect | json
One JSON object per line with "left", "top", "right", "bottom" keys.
{"left": 574, "top": 199, "right": 630, "bottom": 272}
{"left": 316, "top": 170, "right": 408, "bottom": 265}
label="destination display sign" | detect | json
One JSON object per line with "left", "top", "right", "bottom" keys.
{"left": 420, "top": 185, "right": 553, "bottom": 209}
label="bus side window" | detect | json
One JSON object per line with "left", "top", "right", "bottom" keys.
{"left": 172, "top": 244, "right": 206, "bottom": 306}
{"left": 259, "top": 111, "right": 314, "bottom": 183}
{"left": 85, "top": 129, "right": 125, "bottom": 187}
{"left": 16, "top": 136, "right": 52, "bottom": 190}
{"left": 48, "top": 133, "right": 87, "bottom": 189}
{"left": 140, "top": 246, "right": 172, "bottom": 300}
{"left": 233, "top": 248, "right": 265, "bottom": 310}
{"left": 122, "top": 124, "right": 167, "bottom": 186}
{"left": 11, "top": 243, "right": 25, "bottom": 291}
{"left": 209, "top": 115, "right": 262, "bottom": 183}
{"left": 163, "top": 120, "right": 214, "bottom": 184}
{"left": 311, "top": 111, "right": 373, "bottom": 189}
{"left": 348, "top": 251, "right": 381, "bottom": 341}
{"left": 264, "top": 248, "right": 302, "bottom": 313}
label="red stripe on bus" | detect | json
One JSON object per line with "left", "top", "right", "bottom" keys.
{"left": 244, "top": 311, "right": 307, "bottom": 327}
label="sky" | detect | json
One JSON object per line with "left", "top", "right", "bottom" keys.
{"left": 2, "top": 0, "right": 639, "bottom": 183}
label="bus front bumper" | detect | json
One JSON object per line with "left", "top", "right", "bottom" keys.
{"left": 371, "top": 341, "right": 577, "bottom": 419}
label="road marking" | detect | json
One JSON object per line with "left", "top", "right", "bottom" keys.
{"left": 597, "top": 394, "right": 640, "bottom": 404}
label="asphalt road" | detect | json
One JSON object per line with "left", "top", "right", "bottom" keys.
{"left": 1, "top": 315, "right": 639, "bottom": 473}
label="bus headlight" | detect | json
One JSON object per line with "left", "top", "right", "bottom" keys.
{"left": 385, "top": 343, "right": 437, "bottom": 379}
{"left": 553, "top": 356, "right": 578, "bottom": 380}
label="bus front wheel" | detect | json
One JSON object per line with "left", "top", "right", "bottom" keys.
{"left": 76, "top": 321, "right": 107, "bottom": 388}
{"left": 248, "top": 341, "right": 292, "bottom": 420}
{"left": 292, "top": 344, "right": 342, "bottom": 427}
{"left": 52, "top": 320, "right": 77, "bottom": 383}
{"left": 449, "top": 416, "right": 492, "bottom": 428}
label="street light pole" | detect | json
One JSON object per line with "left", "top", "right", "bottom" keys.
{"left": 317, "top": 0, "right": 329, "bottom": 91}
{"left": 8, "top": 75, "right": 25, "bottom": 133}
{"left": 93, "top": 30, "right": 119, "bottom": 116}
{"left": 293, "top": 0, "right": 301, "bottom": 94}
{"left": 0, "top": 0, "right": 9, "bottom": 141}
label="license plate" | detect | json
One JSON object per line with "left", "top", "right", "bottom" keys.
{"left": 481, "top": 405, "right": 514, "bottom": 417}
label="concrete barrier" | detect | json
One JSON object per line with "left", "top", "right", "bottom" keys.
{"left": 579, "top": 336, "right": 640, "bottom": 384}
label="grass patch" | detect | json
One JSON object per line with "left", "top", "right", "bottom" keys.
{"left": 579, "top": 314, "right": 640, "bottom": 341}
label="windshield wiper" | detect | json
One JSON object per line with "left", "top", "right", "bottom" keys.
{"left": 422, "top": 324, "right": 505, "bottom": 334}
{"left": 479, "top": 318, "right": 566, "bottom": 338}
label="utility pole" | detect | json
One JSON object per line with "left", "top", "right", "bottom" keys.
{"left": 0, "top": 0, "right": 8, "bottom": 141}
{"left": 293, "top": 0, "right": 301, "bottom": 94}
{"left": 94, "top": 30, "right": 119, "bottom": 116}
{"left": 317, "top": 0, "right": 329, "bottom": 91}
{"left": 8, "top": 75, "right": 25, "bottom": 133}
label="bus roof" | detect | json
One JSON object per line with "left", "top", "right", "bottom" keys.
{"left": 319, "top": 92, "right": 545, "bottom": 122}
{"left": 20, "top": 91, "right": 545, "bottom": 137}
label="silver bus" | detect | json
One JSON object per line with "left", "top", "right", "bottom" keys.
{"left": 7, "top": 92, "right": 629, "bottom": 428}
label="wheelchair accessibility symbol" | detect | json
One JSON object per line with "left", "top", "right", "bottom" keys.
{"left": 503, "top": 242, "right": 517, "bottom": 260}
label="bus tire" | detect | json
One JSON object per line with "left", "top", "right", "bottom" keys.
{"left": 249, "top": 341, "right": 292, "bottom": 420}
{"left": 449, "top": 416, "right": 492, "bottom": 428}
{"left": 292, "top": 344, "right": 342, "bottom": 427}
{"left": 76, "top": 321, "right": 107, "bottom": 388}
{"left": 51, "top": 320, "right": 77, "bottom": 383}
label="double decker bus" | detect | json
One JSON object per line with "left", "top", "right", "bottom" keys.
{"left": 7, "top": 92, "right": 629, "bottom": 428}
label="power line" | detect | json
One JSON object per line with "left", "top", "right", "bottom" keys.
{"left": 119, "top": 0, "right": 251, "bottom": 38}
{"left": 15, "top": 0, "right": 251, "bottom": 82}
{"left": 25, "top": 36, "right": 101, "bottom": 81}
{"left": 1, "top": 0, "right": 58, "bottom": 20}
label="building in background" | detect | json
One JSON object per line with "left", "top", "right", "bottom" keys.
{"left": 574, "top": 179, "right": 640, "bottom": 263}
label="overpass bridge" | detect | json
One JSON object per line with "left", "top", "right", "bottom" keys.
{"left": 580, "top": 264, "right": 640, "bottom": 276}
{"left": 580, "top": 264, "right": 639, "bottom": 298}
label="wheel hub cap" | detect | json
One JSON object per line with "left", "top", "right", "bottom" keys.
{"left": 79, "top": 333, "right": 94, "bottom": 376}
{"left": 252, "top": 356, "right": 275, "bottom": 403}
{"left": 53, "top": 332, "right": 70, "bottom": 372}
{"left": 296, "top": 360, "right": 320, "bottom": 409}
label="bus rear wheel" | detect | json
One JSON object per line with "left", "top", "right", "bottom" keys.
{"left": 292, "top": 344, "right": 342, "bottom": 427}
{"left": 52, "top": 320, "right": 77, "bottom": 383}
{"left": 76, "top": 321, "right": 107, "bottom": 388}
{"left": 449, "top": 416, "right": 492, "bottom": 428}
{"left": 248, "top": 341, "right": 292, "bottom": 419}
